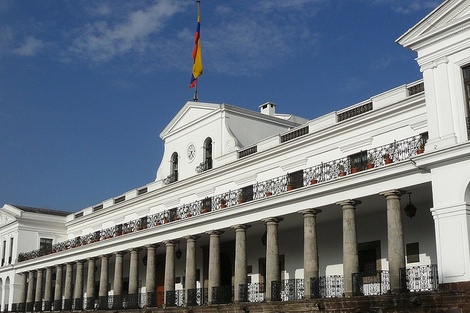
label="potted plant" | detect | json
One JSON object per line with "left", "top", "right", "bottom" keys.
{"left": 366, "top": 156, "right": 375, "bottom": 169}
{"left": 265, "top": 191, "right": 273, "bottom": 197}
{"left": 338, "top": 164, "right": 347, "bottom": 177}
{"left": 351, "top": 165, "right": 360, "bottom": 173}
{"left": 220, "top": 198, "right": 227, "bottom": 208}
{"left": 238, "top": 193, "right": 245, "bottom": 204}
{"left": 383, "top": 153, "right": 393, "bottom": 164}
{"left": 310, "top": 178, "right": 318, "bottom": 185}
{"left": 417, "top": 143, "right": 425, "bottom": 154}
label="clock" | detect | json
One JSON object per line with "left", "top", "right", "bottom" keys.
{"left": 187, "top": 144, "right": 196, "bottom": 161}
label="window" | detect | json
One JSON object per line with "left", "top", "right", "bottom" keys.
{"left": 462, "top": 65, "right": 470, "bottom": 138}
{"left": 1, "top": 240, "right": 5, "bottom": 266}
{"left": 406, "top": 242, "right": 420, "bottom": 263}
{"left": 170, "top": 152, "right": 178, "bottom": 182}
{"left": 9, "top": 237, "right": 13, "bottom": 264}
{"left": 203, "top": 137, "right": 213, "bottom": 170}
{"left": 349, "top": 151, "right": 368, "bottom": 172}
{"left": 287, "top": 170, "right": 304, "bottom": 190}
{"left": 40, "top": 238, "right": 53, "bottom": 255}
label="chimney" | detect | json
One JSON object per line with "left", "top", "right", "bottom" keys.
{"left": 259, "top": 102, "right": 276, "bottom": 116}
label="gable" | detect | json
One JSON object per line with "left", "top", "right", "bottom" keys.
{"left": 397, "top": 0, "right": 470, "bottom": 50}
{"left": 160, "top": 101, "right": 221, "bottom": 140}
{"left": 0, "top": 212, "right": 16, "bottom": 227}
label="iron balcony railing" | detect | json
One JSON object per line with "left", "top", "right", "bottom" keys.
{"left": 18, "top": 133, "right": 428, "bottom": 262}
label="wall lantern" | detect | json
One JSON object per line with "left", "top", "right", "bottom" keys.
{"left": 404, "top": 192, "right": 417, "bottom": 219}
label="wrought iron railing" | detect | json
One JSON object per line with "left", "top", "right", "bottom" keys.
{"left": 400, "top": 264, "right": 438, "bottom": 292}
{"left": 163, "top": 172, "right": 178, "bottom": 185}
{"left": 311, "top": 275, "right": 344, "bottom": 298}
{"left": 18, "top": 134, "right": 428, "bottom": 262}
{"left": 245, "top": 283, "right": 265, "bottom": 303}
{"left": 196, "top": 159, "right": 213, "bottom": 173}
{"left": 212, "top": 285, "right": 233, "bottom": 304}
{"left": 352, "top": 270, "right": 390, "bottom": 296}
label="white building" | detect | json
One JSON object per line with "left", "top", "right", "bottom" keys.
{"left": 1, "top": 0, "right": 470, "bottom": 311}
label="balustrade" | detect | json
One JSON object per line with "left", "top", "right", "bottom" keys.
{"left": 17, "top": 134, "right": 428, "bottom": 262}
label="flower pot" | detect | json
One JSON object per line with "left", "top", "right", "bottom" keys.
{"left": 238, "top": 198, "right": 244, "bottom": 204}
{"left": 384, "top": 158, "right": 393, "bottom": 164}
{"left": 366, "top": 163, "right": 374, "bottom": 169}
{"left": 310, "top": 179, "right": 318, "bottom": 185}
{"left": 265, "top": 191, "right": 273, "bottom": 197}
{"left": 417, "top": 149, "right": 424, "bottom": 154}
{"left": 351, "top": 167, "right": 360, "bottom": 173}
{"left": 339, "top": 171, "right": 347, "bottom": 177}
{"left": 287, "top": 185, "right": 294, "bottom": 191}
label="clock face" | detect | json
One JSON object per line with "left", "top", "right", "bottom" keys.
{"left": 187, "top": 144, "right": 196, "bottom": 161}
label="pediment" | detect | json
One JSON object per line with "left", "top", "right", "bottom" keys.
{"left": 160, "top": 101, "right": 221, "bottom": 139}
{"left": 397, "top": 0, "right": 470, "bottom": 50}
{"left": 0, "top": 212, "right": 16, "bottom": 226}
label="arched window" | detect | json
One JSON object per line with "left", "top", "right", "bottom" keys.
{"left": 204, "top": 137, "right": 213, "bottom": 170}
{"left": 170, "top": 152, "right": 178, "bottom": 182}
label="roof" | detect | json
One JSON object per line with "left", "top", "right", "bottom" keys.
{"left": 11, "top": 205, "right": 70, "bottom": 217}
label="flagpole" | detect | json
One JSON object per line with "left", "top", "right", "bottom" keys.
{"left": 193, "top": 83, "right": 198, "bottom": 102}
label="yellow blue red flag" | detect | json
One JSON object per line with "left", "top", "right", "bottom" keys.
{"left": 190, "top": 2, "right": 203, "bottom": 88}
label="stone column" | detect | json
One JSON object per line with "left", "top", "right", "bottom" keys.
{"left": 113, "top": 251, "right": 124, "bottom": 309}
{"left": 163, "top": 241, "right": 176, "bottom": 307}
{"left": 18, "top": 272, "right": 27, "bottom": 312}
{"left": 34, "top": 269, "right": 43, "bottom": 312}
{"left": 26, "top": 271, "right": 35, "bottom": 312}
{"left": 207, "top": 230, "right": 224, "bottom": 305}
{"left": 184, "top": 236, "right": 199, "bottom": 306}
{"left": 299, "top": 209, "right": 322, "bottom": 299}
{"left": 145, "top": 244, "right": 158, "bottom": 307}
{"left": 54, "top": 265, "right": 63, "bottom": 311}
{"left": 128, "top": 248, "right": 140, "bottom": 309}
{"left": 380, "top": 189, "right": 406, "bottom": 293}
{"left": 337, "top": 199, "right": 361, "bottom": 297}
{"left": 232, "top": 225, "right": 250, "bottom": 303}
{"left": 98, "top": 255, "right": 110, "bottom": 309}
{"left": 43, "top": 267, "right": 53, "bottom": 311}
{"left": 262, "top": 217, "right": 283, "bottom": 302}
{"left": 64, "top": 263, "right": 73, "bottom": 310}
{"left": 85, "top": 257, "right": 96, "bottom": 310}
{"left": 73, "top": 260, "right": 84, "bottom": 310}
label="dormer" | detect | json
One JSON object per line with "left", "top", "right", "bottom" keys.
{"left": 156, "top": 101, "right": 307, "bottom": 183}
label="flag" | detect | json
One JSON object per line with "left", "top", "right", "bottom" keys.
{"left": 190, "top": 2, "right": 203, "bottom": 88}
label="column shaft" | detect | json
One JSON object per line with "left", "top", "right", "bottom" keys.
{"left": 26, "top": 271, "right": 35, "bottom": 311}
{"left": 145, "top": 245, "right": 157, "bottom": 307}
{"left": 43, "top": 267, "right": 53, "bottom": 311}
{"left": 98, "top": 255, "right": 109, "bottom": 309}
{"left": 113, "top": 252, "right": 124, "bottom": 309}
{"left": 73, "top": 261, "right": 84, "bottom": 310}
{"left": 232, "top": 225, "right": 250, "bottom": 303}
{"left": 184, "top": 236, "right": 198, "bottom": 306}
{"left": 86, "top": 258, "right": 95, "bottom": 310}
{"left": 18, "top": 273, "right": 27, "bottom": 312}
{"left": 299, "top": 209, "right": 322, "bottom": 299}
{"left": 64, "top": 263, "right": 73, "bottom": 310}
{"left": 381, "top": 189, "right": 406, "bottom": 292}
{"left": 263, "top": 218, "right": 283, "bottom": 302}
{"left": 54, "top": 265, "right": 63, "bottom": 311}
{"left": 337, "top": 199, "right": 361, "bottom": 297}
{"left": 208, "top": 231, "right": 223, "bottom": 305}
{"left": 164, "top": 241, "right": 175, "bottom": 307}
{"left": 128, "top": 249, "right": 140, "bottom": 309}
{"left": 34, "top": 269, "right": 43, "bottom": 312}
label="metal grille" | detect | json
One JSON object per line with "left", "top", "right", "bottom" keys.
{"left": 337, "top": 102, "right": 373, "bottom": 122}
{"left": 280, "top": 126, "right": 309, "bottom": 143}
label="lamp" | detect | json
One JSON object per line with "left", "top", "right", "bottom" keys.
{"left": 175, "top": 242, "right": 182, "bottom": 260}
{"left": 404, "top": 192, "right": 417, "bottom": 219}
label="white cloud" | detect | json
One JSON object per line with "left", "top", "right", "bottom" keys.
{"left": 68, "top": 0, "right": 187, "bottom": 62}
{"left": 13, "top": 36, "right": 44, "bottom": 57}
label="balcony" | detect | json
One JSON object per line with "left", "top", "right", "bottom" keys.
{"left": 17, "top": 133, "right": 428, "bottom": 262}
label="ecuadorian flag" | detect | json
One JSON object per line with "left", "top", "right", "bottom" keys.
{"left": 190, "top": 3, "right": 203, "bottom": 88}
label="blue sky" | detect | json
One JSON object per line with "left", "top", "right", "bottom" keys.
{"left": 0, "top": 0, "right": 441, "bottom": 212}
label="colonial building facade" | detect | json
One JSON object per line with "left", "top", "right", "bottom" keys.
{"left": 2, "top": 0, "right": 470, "bottom": 312}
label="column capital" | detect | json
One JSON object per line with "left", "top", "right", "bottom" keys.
{"left": 115, "top": 250, "right": 127, "bottom": 256}
{"left": 145, "top": 243, "right": 159, "bottom": 250}
{"left": 298, "top": 208, "right": 322, "bottom": 216}
{"left": 163, "top": 240, "right": 177, "bottom": 246}
{"left": 336, "top": 199, "right": 361, "bottom": 209}
{"left": 99, "top": 254, "right": 112, "bottom": 259}
{"left": 184, "top": 235, "right": 201, "bottom": 241}
{"left": 55, "top": 264, "right": 64, "bottom": 269}
{"left": 87, "top": 257, "right": 98, "bottom": 261}
{"left": 206, "top": 230, "right": 224, "bottom": 236}
{"left": 379, "top": 189, "right": 406, "bottom": 199}
{"left": 262, "top": 217, "right": 284, "bottom": 225}
{"left": 231, "top": 224, "right": 251, "bottom": 231}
